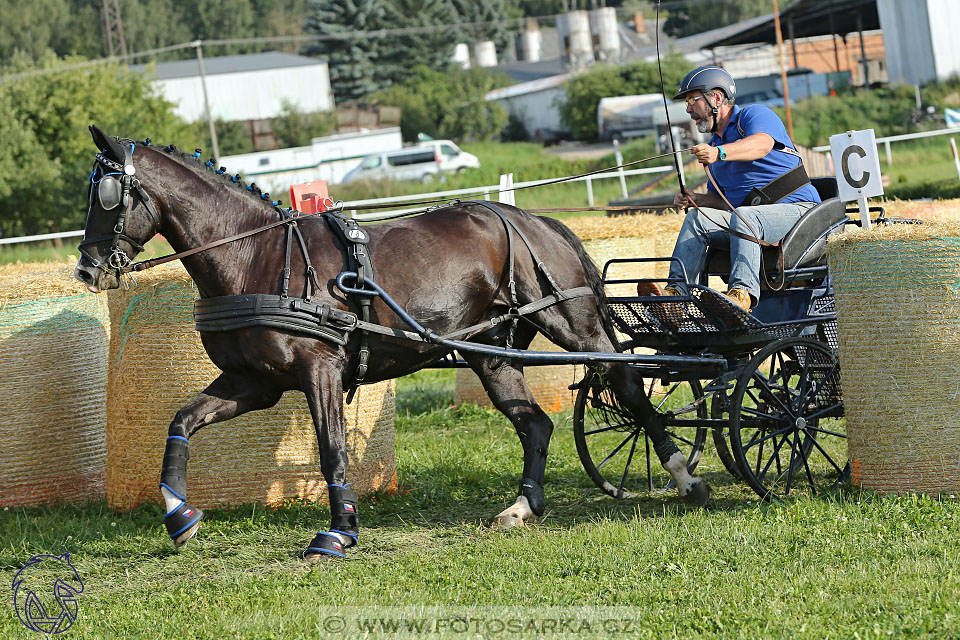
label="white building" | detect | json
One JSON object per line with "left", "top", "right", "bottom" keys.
{"left": 485, "top": 74, "right": 571, "bottom": 139}
{"left": 133, "top": 52, "right": 334, "bottom": 123}
{"left": 220, "top": 127, "right": 403, "bottom": 193}
{"left": 878, "top": 0, "right": 960, "bottom": 85}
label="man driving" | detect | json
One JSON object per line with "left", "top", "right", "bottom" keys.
{"left": 645, "top": 65, "right": 821, "bottom": 311}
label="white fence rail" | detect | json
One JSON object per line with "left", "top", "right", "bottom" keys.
{"left": 345, "top": 165, "right": 672, "bottom": 221}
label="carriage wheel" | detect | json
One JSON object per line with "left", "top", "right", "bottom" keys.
{"left": 573, "top": 370, "right": 707, "bottom": 498}
{"left": 728, "top": 337, "right": 847, "bottom": 500}
{"left": 710, "top": 393, "right": 742, "bottom": 480}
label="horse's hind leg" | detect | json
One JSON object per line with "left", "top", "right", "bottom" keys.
{"left": 462, "top": 353, "right": 553, "bottom": 529}
{"left": 160, "top": 373, "right": 284, "bottom": 546}
{"left": 545, "top": 318, "right": 711, "bottom": 506}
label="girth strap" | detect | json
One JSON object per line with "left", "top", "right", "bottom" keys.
{"left": 324, "top": 212, "right": 375, "bottom": 399}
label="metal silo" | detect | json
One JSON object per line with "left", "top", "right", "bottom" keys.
{"left": 589, "top": 7, "right": 621, "bottom": 63}
{"left": 557, "top": 11, "right": 593, "bottom": 70}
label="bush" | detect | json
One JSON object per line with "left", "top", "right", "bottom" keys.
{"left": 882, "top": 178, "right": 960, "bottom": 201}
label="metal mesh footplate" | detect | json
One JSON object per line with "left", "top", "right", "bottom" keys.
{"left": 608, "top": 286, "right": 807, "bottom": 352}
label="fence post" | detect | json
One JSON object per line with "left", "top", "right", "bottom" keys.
{"left": 613, "top": 139, "right": 628, "bottom": 199}
{"left": 884, "top": 139, "right": 892, "bottom": 166}
{"left": 586, "top": 176, "right": 595, "bottom": 206}
{"left": 951, "top": 138, "right": 960, "bottom": 181}
{"left": 498, "top": 174, "right": 516, "bottom": 206}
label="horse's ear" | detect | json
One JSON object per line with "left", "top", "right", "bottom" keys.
{"left": 88, "top": 125, "right": 127, "bottom": 163}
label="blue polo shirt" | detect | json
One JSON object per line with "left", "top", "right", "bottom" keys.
{"left": 707, "top": 104, "right": 820, "bottom": 206}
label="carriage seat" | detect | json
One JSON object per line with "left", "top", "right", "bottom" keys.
{"left": 704, "top": 177, "right": 847, "bottom": 284}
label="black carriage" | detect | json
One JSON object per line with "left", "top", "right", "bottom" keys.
{"left": 573, "top": 177, "right": 859, "bottom": 501}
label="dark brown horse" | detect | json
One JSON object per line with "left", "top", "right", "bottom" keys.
{"left": 75, "top": 126, "right": 709, "bottom": 560}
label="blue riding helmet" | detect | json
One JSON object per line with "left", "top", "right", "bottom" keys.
{"left": 674, "top": 66, "right": 737, "bottom": 101}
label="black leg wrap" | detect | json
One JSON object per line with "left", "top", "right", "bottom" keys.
{"left": 653, "top": 437, "right": 681, "bottom": 465}
{"left": 520, "top": 477, "right": 545, "bottom": 517}
{"left": 160, "top": 436, "right": 190, "bottom": 499}
{"left": 328, "top": 484, "right": 359, "bottom": 547}
{"left": 164, "top": 501, "right": 204, "bottom": 545}
{"left": 305, "top": 532, "right": 345, "bottom": 559}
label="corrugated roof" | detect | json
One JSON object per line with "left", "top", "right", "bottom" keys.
{"left": 131, "top": 51, "right": 325, "bottom": 81}
{"left": 486, "top": 72, "right": 570, "bottom": 101}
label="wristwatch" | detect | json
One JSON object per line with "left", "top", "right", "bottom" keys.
{"left": 716, "top": 145, "right": 727, "bottom": 161}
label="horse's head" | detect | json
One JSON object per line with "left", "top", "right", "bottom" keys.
{"left": 74, "top": 125, "right": 162, "bottom": 292}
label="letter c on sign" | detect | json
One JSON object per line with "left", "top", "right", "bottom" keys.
{"left": 841, "top": 145, "right": 870, "bottom": 189}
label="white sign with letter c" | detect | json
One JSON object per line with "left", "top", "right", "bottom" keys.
{"left": 829, "top": 129, "right": 884, "bottom": 228}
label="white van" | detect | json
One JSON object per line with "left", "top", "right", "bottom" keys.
{"left": 341, "top": 147, "right": 442, "bottom": 184}
{"left": 416, "top": 139, "right": 480, "bottom": 174}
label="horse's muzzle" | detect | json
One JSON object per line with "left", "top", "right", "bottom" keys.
{"left": 74, "top": 261, "right": 115, "bottom": 293}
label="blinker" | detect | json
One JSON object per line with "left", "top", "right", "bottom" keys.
{"left": 98, "top": 176, "right": 123, "bottom": 210}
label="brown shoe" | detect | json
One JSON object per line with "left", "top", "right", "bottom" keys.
{"left": 636, "top": 282, "right": 683, "bottom": 297}
{"left": 725, "top": 288, "right": 752, "bottom": 312}
{"left": 637, "top": 281, "right": 662, "bottom": 296}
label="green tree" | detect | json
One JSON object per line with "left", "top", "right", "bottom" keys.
{"left": 452, "top": 0, "right": 512, "bottom": 57}
{"left": 663, "top": 0, "right": 771, "bottom": 38}
{"left": 0, "top": 54, "right": 193, "bottom": 237}
{"left": 375, "top": 0, "right": 461, "bottom": 89}
{"left": 558, "top": 53, "right": 689, "bottom": 139}
{"left": 372, "top": 65, "right": 510, "bottom": 142}
{"left": 271, "top": 99, "right": 338, "bottom": 148}
{"left": 301, "top": 0, "right": 387, "bottom": 102}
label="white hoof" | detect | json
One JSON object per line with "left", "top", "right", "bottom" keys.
{"left": 173, "top": 520, "right": 201, "bottom": 547}
{"left": 491, "top": 495, "right": 534, "bottom": 530}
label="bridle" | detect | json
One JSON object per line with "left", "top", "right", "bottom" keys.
{"left": 78, "top": 143, "right": 161, "bottom": 278}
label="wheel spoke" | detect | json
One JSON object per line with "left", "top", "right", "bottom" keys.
{"left": 666, "top": 429, "right": 699, "bottom": 448}
{"left": 755, "top": 432, "right": 791, "bottom": 482}
{"left": 616, "top": 432, "right": 642, "bottom": 498}
{"left": 805, "top": 430, "right": 847, "bottom": 475}
{"left": 741, "top": 422, "right": 795, "bottom": 450}
{"left": 804, "top": 423, "right": 846, "bottom": 439}
{"left": 784, "top": 431, "right": 800, "bottom": 495}
{"left": 596, "top": 429, "right": 642, "bottom": 470}
{"left": 584, "top": 421, "right": 634, "bottom": 436}
{"left": 752, "top": 373, "right": 794, "bottom": 415}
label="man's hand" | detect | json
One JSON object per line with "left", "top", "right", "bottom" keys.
{"left": 673, "top": 190, "right": 697, "bottom": 210}
{"left": 691, "top": 143, "right": 720, "bottom": 165}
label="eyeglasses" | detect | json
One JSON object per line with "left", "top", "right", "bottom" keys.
{"left": 684, "top": 95, "right": 707, "bottom": 107}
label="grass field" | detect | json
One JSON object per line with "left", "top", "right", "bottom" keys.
{"left": 3, "top": 369, "right": 960, "bottom": 638}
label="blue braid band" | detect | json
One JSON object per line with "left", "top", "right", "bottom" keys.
{"left": 167, "top": 435, "right": 189, "bottom": 443}
{"left": 329, "top": 483, "right": 352, "bottom": 489}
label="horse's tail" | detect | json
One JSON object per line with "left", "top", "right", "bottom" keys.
{"left": 537, "top": 216, "right": 621, "bottom": 351}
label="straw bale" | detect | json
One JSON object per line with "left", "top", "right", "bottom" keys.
{"left": 879, "top": 198, "right": 960, "bottom": 225}
{"left": 105, "top": 262, "right": 395, "bottom": 509}
{"left": 827, "top": 227, "right": 960, "bottom": 494}
{"left": 454, "top": 334, "right": 585, "bottom": 413}
{"left": 0, "top": 260, "right": 109, "bottom": 507}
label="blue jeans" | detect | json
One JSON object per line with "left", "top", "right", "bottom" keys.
{"left": 667, "top": 202, "right": 817, "bottom": 302}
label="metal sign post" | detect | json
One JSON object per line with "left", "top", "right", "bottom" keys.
{"left": 829, "top": 129, "right": 884, "bottom": 229}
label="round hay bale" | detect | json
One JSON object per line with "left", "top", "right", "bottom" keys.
{"left": 105, "top": 262, "right": 395, "bottom": 509}
{"left": 0, "top": 261, "right": 110, "bottom": 507}
{"left": 455, "top": 214, "right": 684, "bottom": 411}
{"left": 827, "top": 222, "right": 960, "bottom": 495}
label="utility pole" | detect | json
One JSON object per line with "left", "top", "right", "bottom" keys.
{"left": 772, "top": 0, "right": 793, "bottom": 139}
{"left": 193, "top": 41, "right": 221, "bottom": 162}
{"left": 101, "top": 0, "right": 128, "bottom": 59}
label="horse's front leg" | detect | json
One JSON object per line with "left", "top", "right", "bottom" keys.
{"left": 606, "top": 364, "right": 711, "bottom": 506}
{"left": 463, "top": 353, "right": 553, "bottom": 529}
{"left": 160, "top": 373, "right": 284, "bottom": 546}
{"left": 301, "top": 366, "right": 357, "bottom": 561}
